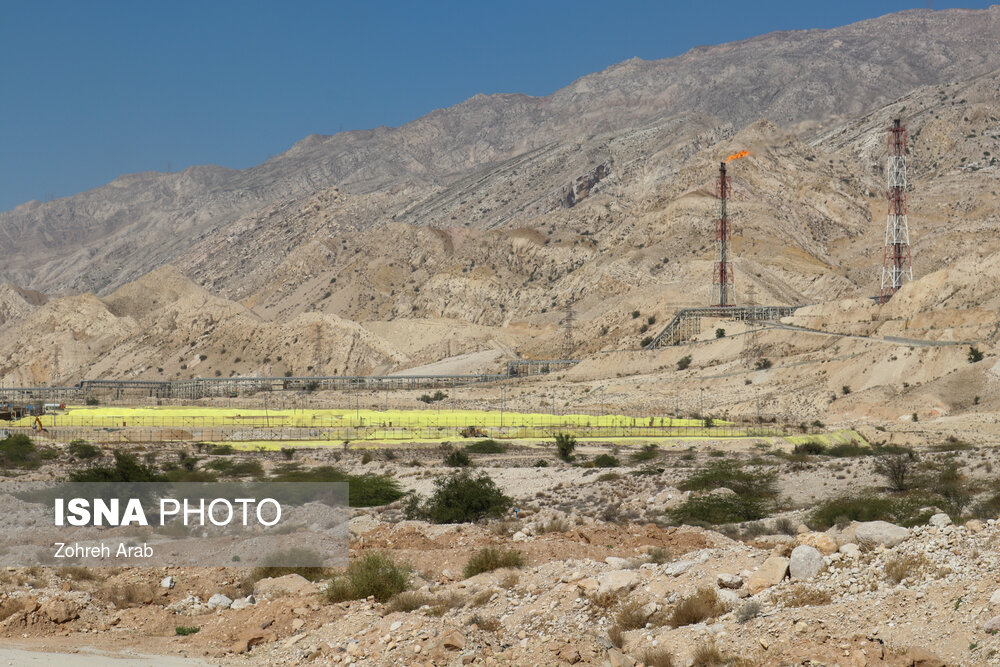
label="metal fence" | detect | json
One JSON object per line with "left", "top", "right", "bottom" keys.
{"left": 9, "top": 414, "right": 789, "bottom": 445}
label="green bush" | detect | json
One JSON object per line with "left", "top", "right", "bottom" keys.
{"left": 419, "top": 470, "right": 512, "bottom": 524}
{"left": 324, "top": 552, "right": 410, "bottom": 603}
{"left": 715, "top": 328, "right": 726, "bottom": 338}
{"left": 175, "top": 626, "right": 200, "bottom": 636}
{"left": 792, "top": 440, "right": 826, "bottom": 456}
{"left": 810, "top": 493, "right": 934, "bottom": 529}
{"left": 555, "top": 433, "right": 576, "bottom": 461}
{"left": 208, "top": 444, "right": 234, "bottom": 456}
{"left": 678, "top": 460, "right": 777, "bottom": 500}
{"left": 464, "top": 439, "right": 507, "bottom": 454}
{"left": 67, "top": 440, "right": 101, "bottom": 459}
{"left": 269, "top": 465, "right": 404, "bottom": 507}
{"left": 70, "top": 451, "right": 161, "bottom": 482}
{"left": 826, "top": 442, "right": 872, "bottom": 457}
{"left": 969, "top": 346, "right": 985, "bottom": 363}
{"left": 592, "top": 453, "right": 620, "bottom": 468}
{"left": 444, "top": 450, "right": 472, "bottom": 467}
{"left": 667, "top": 494, "right": 769, "bottom": 525}
{"left": 462, "top": 547, "right": 524, "bottom": 578}
{"left": 534, "top": 459, "right": 548, "bottom": 467}
{"left": 0, "top": 433, "right": 40, "bottom": 468}
{"left": 631, "top": 444, "right": 660, "bottom": 462}
{"left": 677, "top": 355, "right": 692, "bottom": 371}
{"left": 204, "top": 458, "right": 265, "bottom": 478}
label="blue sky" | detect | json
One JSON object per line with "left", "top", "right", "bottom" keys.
{"left": 0, "top": 1, "right": 991, "bottom": 211}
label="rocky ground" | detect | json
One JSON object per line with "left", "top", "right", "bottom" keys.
{"left": 2, "top": 436, "right": 999, "bottom": 666}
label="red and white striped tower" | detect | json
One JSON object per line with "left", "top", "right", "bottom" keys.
{"left": 711, "top": 162, "right": 734, "bottom": 307}
{"left": 880, "top": 118, "right": 913, "bottom": 302}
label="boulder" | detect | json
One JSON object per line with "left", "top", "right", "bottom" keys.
{"left": 967, "top": 519, "right": 985, "bottom": 533}
{"left": 231, "top": 629, "right": 276, "bottom": 654}
{"left": 717, "top": 573, "right": 743, "bottom": 589}
{"left": 747, "top": 556, "right": 789, "bottom": 594}
{"left": 160, "top": 576, "right": 175, "bottom": 589}
{"left": 438, "top": 628, "right": 466, "bottom": 651}
{"left": 254, "top": 574, "right": 315, "bottom": 598}
{"left": 984, "top": 615, "right": 1000, "bottom": 633}
{"left": 606, "top": 648, "right": 636, "bottom": 667}
{"left": 838, "top": 543, "right": 861, "bottom": 559}
{"left": 796, "top": 532, "right": 838, "bottom": 555}
{"left": 40, "top": 599, "right": 78, "bottom": 624}
{"left": 596, "top": 570, "right": 640, "bottom": 597}
{"left": 928, "top": 513, "right": 952, "bottom": 528}
{"left": 789, "top": 545, "right": 825, "bottom": 580}
{"left": 854, "top": 521, "right": 909, "bottom": 549}
{"left": 207, "top": 593, "right": 233, "bottom": 609}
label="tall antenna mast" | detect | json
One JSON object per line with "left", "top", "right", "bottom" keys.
{"left": 880, "top": 118, "right": 913, "bottom": 301}
{"left": 711, "top": 162, "right": 734, "bottom": 307}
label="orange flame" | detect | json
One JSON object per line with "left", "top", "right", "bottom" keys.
{"left": 724, "top": 150, "right": 750, "bottom": 163}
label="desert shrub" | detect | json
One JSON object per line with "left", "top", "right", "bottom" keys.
{"left": 70, "top": 450, "right": 161, "bottom": 482}
{"left": 774, "top": 517, "right": 798, "bottom": 535}
{"left": 67, "top": 440, "right": 101, "bottom": 459}
{"left": 677, "top": 355, "right": 692, "bottom": 371}
{"left": 536, "top": 518, "right": 569, "bottom": 534}
{"left": 324, "top": 552, "right": 409, "bottom": 603}
{"left": 841, "top": 385, "right": 852, "bottom": 395}
{"left": 418, "top": 390, "right": 448, "bottom": 403}
{"left": 792, "top": 440, "right": 826, "bottom": 456}
{"left": 755, "top": 358, "right": 772, "bottom": 370}
{"left": 641, "top": 336, "right": 654, "bottom": 347}
{"left": 668, "top": 494, "right": 768, "bottom": 525}
{"left": 85, "top": 397, "right": 99, "bottom": 406}
{"left": 163, "top": 468, "right": 218, "bottom": 482}
{"left": 204, "top": 458, "right": 264, "bottom": 478}
{"left": 420, "top": 470, "right": 512, "bottom": 523}
{"left": 874, "top": 452, "right": 918, "bottom": 491}
{"left": 678, "top": 460, "right": 777, "bottom": 500}
{"left": 469, "top": 613, "right": 500, "bottom": 632}
{"left": 736, "top": 600, "right": 761, "bottom": 623}
{"left": 444, "top": 449, "right": 472, "bottom": 467}
{"left": 608, "top": 624, "right": 625, "bottom": 649}
{"left": 774, "top": 584, "right": 833, "bottom": 607}
{"left": 884, "top": 553, "right": 931, "bottom": 584}
{"left": 810, "top": 493, "right": 933, "bottom": 529}
{"left": 280, "top": 447, "right": 295, "bottom": 460}
{"left": 534, "top": 459, "right": 548, "bottom": 467}
{"left": 386, "top": 590, "right": 434, "bottom": 613}
{"left": 646, "top": 546, "right": 672, "bottom": 564}
{"left": 715, "top": 328, "right": 726, "bottom": 338}
{"left": 596, "top": 472, "right": 621, "bottom": 482}
{"left": 931, "top": 436, "right": 972, "bottom": 452}
{"left": 175, "top": 626, "right": 200, "bottom": 636}
{"left": 669, "top": 588, "right": 727, "bottom": 627}
{"left": 208, "top": 444, "right": 234, "bottom": 455}
{"left": 360, "top": 451, "right": 373, "bottom": 464}
{"left": 463, "top": 547, "right": 524, "bottom": 578}
{"left": 465, "top": 439, "right": 507, "bottom": 454}
{"left": 0, "top": 434, "right": 41, "bottom": 468}
{"left": 638, "top": 648, "right": 675, "bottom": 667}
{"left": 102, "top": 582, "right": 154, "bottom": 608}
{"left": 554, "top": 433, "right": 577, "bottom": 461}
{"left": 827, "top": 442, "right": 871, "bottom": 457}
{"left": 269, "top": 465, "right": 404, "bottom": 507}
{"left": 692, "top": 642, "right": 726, "bottom": 666}
{"left": 593, "top": 453, "right": 620, "bottom": 468}
{"left": 631, "top": 444, "right": 660, "bottom": 462}
{"left": 969, "top": 346, "right": 985, "bottom": 363}
{"left": 615, "top": 600, "right": 649, "bottom": 630}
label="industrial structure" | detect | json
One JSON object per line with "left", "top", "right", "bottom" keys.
{"left": 711, "top": 160, "right": 735, "bottom": 307}
{"left": 880, "top": 118, "right": 913, "bottom": 301}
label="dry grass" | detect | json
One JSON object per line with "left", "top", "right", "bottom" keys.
{"left": 499, "top": 572, "right": 520, "bottom": 589}
{"left": 469, "top": 588, "right": 495, "bottom": 606}
{"left": 692, "top": 642, "right": 726, "bottom": 666}
{"left": 58, "top": 566, "right": 102, "bottom": 582}
{"left": 884, "top": 553, "right": 931, "bottom": 584}
{"left": 615, "top": 601, "right": 649, "bottom": 630}
{"left": 386, "top": 591, "right": 434, "bottom": 613}
{"left": 646, "top": 546, "right": 673, "bottom": 564}
{"left": 588, "top": 589, "right": 624, "bottom": 609}
{"left": 669, "top": 588, "right": 728, "bottom": 627}
{"left": 536, "top": 518, "right": 570, "bottom": 534}
{"left": 774, "top": 584, "right": 833, "bottom": 608}
{"left": 608, "top": 624, "right": 625, "bottom": 649}
{"left": 102, "top": 582, "right": 154, "bottom": 608}
{"left": 638, "top": 648, "right": 675, "bottom": 667}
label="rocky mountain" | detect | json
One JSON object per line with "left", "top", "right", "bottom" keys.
{"left": 2, "top": 6, "right": 999, "bottom": 296}
{"left": 1, "top": 6, "right": 999, "bottom": 396}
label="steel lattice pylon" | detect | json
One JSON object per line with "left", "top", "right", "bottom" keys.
{"left": 881, "top": 118, "right": 913, "bottom": 302}
{"left": 711, "top": 162, "right": 734, "bottom": 307}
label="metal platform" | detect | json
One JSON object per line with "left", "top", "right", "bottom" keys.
{"left": 644, "top": 305, "right": 800, "bottom": 349}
